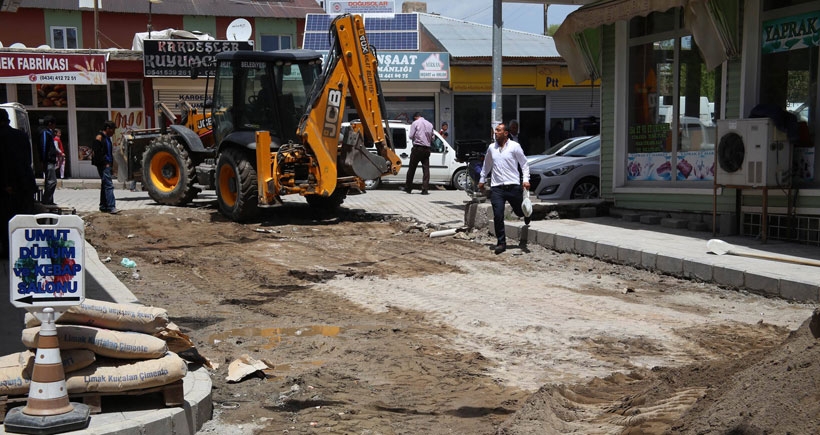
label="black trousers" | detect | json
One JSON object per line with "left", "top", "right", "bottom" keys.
{"left": 490, "top": 184, "right": 525, "bottom": 246}
{"left": 405, "top": 145, "right": 431, "bottom": 191}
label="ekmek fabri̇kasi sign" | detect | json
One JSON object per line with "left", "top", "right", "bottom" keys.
{"left": 143, "top": 39, "right": 253, "bottom": 77}
{"left": 0, "top": 53, "right": 107, "bottom": 85}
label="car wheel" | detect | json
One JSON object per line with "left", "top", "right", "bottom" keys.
{"left": 570, "top": 177, "right": 599, "bottom": 199}
{"left": 364, "top": 178, "right": 381, "bottom": 189}
{"left": 451, "top": 167, "right": 473, "bottom": 191}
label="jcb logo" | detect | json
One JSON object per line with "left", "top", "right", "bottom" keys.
{"left": 359, "top": 35, "right": 369, "bottom": 55}
{"left": 323, "top": 89, "right": 342, "bottom": 137}
{"left": 196, "top": 117, "right": 213, "bottom": 130}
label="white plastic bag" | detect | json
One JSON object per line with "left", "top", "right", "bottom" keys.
{"left": 522, "top": 190, "right": 533, "bottom": 217}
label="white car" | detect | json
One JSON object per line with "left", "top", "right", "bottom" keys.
{"left": 529, "top": 135, "right": 600, "bottom": 200}
{"left": 343, "top": 120, "right": 472, "bottom": 190}
{"left": 527, "top": 135, "right": 592, "bottom": 166}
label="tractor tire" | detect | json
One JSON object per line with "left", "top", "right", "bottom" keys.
{"left": 306, "top": 187, "right": 348, "bottom": 210}
{"left": 216, "top": 148, "right": 259, "bottom": 222}
{"left": 142, "top": 135, "right": 199, "bottom": 206}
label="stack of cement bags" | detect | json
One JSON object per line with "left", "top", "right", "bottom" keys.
{"left": 0, "top": 299, "right": 194, "bottom": 397}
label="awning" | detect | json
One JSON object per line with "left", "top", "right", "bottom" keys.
{"left": 555, "top": 0, "right": 739, "bottom": 84}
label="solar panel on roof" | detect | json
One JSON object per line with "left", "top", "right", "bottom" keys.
{"left": 305, "top": 14, "right": 332, "bottom": 32}
{"left": 303, "top": 13, "right": 419, "bottom": 51}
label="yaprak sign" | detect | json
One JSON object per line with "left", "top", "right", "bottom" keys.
{"left": 0, "top": 53, "right": 107, "bottom": 85}
{"left": 143, "top": 40, "right": 253, "bottom": 77}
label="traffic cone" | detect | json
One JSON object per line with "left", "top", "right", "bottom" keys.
{"left": 4, "top": 307, "right": 90, "bottom": 434}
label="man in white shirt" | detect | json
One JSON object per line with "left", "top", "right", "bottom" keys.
{"left": 478, "top": 122, "right": 531, "bottom": 254}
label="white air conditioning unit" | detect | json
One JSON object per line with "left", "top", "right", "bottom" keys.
{"left": 715, "top": 118, "right": 791, "bottom": 187}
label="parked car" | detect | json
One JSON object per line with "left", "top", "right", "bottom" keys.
{"left": 528, "top": 135, "right": 600, "bottom": 200}
{"left": 344, "top": 120, "right": 472, "bottom": 190}
{"left": 526, "top": 135, "right": 592, "bottom": 165}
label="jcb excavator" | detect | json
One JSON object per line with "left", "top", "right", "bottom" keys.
{"left": 125, "top": 14, "right": 401, "bottom": 221}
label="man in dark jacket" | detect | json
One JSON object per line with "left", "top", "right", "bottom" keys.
{"left": 1, "top": 109, "right": 38, "bottom": 257}
{"left": 92, "top": 120, "right": 118, "bottom": 214}
{"left": 39, "top": 115, "right": 58, "bottom": 205}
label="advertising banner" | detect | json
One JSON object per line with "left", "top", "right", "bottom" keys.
{"left": 0, "top": 53, "right": 107, "bottom": 85}
{"left": 327, "top": 1, "right": 395, "bottom": 14}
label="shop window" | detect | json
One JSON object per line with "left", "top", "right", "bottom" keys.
{"left": 0, "top": 84, "right": 6, "bottom": 102}
{"left": 128, "top": 81, "right": 143, "bottom": 108}
{"left": 51, "top": 27, "right": 78, "bottom": 49}
{"left": 761, "top": 8, "right": 819, "bottom": 186}
{"left": 16, "top": 85, "right": 33, "bottom": 106}
{"left": 454, "top": 95, "right": 491, "bottom": 142}
{"left": 75, "top": 85, "right": 107, "bottom": 108}
{"left": 261, "top": 35, "right": 292, "bottom": 51}
{"left": 626, "top": 8, "right": 719, "bottom": 184}
{"left": 110, "top": 81, "right": 126, "bottom": 108}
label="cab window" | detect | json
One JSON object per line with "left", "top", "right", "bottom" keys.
{"left": 431, "top": 135, "right": 445, "bottom": 153}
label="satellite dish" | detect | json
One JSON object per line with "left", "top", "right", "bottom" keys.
{"left": 10, "top": 43, "right": 26, "bottom": 48}
{"left": 226, "top": 18, "right": 252, "bottom": 41}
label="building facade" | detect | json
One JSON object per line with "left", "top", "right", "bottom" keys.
{"left": 557, "top": 0, "right": 820, "bottom": 244}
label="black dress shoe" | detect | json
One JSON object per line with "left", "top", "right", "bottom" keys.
{"left": 524, "top": 216, "right": 531, "bottom": 225}
{"left": 420, "top": 190, "right": 429, "bottom": 195}
{"left": 494, "top": 244, "right": 506, "bottom": 255}
{"left": 403, "top": 187, "right": 412, "bottom": 194}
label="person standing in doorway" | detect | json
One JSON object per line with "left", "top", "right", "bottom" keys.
{"left": 92, "top": 121, "right": 118, "bottom": 214}
{"left": 0, "top": 109, "right": 37, "bottom": 258}
{"left": 548, "top": 120, "right": 566, "bottom": 147}
{"left": 478, "top": 122, "right": 530, "bottom": 255}
{"left": 54, "top": 128, "right": 66, "bottom": 179}
{"left": 404, "top": 112, "right": 434, "bottom": 195}
{"left": 39, "top": 116, "right": 58, "bottom": 205}
{"left": 508, "top": 119, "right": 528, "bottom": 154}
{"left": 439, "top": 121, "right": 449, "bottom": 139}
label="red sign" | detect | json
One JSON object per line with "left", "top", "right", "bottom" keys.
{"left": 0, "top": 53, "right": 108, "bottom": 85}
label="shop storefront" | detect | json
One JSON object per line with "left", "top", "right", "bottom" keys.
{"left": 449, "top": 64, "right": 601, "bottom": 155}
{"left": 556, "top": 0, "right": 820, "bottom": 244}
{"left": 0, "top": 50, "right": 145, "bottom": 179}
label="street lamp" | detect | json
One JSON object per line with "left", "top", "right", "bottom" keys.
{"left": 148, "top": 0, "right": 163, "bottom": 39}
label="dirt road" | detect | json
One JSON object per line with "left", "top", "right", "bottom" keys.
{"left": 82, "top": 204, "right": 819, "bottom": 434}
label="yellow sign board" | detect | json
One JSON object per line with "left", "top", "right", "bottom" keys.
{"left": 450, "top": 65, "right": 598, "bottom": 92}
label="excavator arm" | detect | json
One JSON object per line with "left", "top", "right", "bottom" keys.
{"left": 259, "top": 14, "right": 401, "bottom": 201}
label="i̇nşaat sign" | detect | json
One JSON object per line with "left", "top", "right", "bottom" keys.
{"left": 0, "top": 53, "right": 107, "bottom": 85}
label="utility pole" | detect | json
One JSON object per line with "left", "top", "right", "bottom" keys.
{"left": 93, "top": 0, "right": 99, "bottom": 49}
{"left": 491, "top": 0, "right": 502, "bottom": 132}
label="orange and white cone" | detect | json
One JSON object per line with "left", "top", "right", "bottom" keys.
{"left": 22, "top": 307, "right": 74, "bottom": 416}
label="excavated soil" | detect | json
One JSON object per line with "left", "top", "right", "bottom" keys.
{"left": 81, "top": 204, "right": 820, "bottom": 434}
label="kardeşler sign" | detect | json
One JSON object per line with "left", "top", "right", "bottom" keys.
{"left": 143, "top": 40, "right": 253, "bottom": 77}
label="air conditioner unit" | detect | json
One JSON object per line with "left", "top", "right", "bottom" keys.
{"left": 715, "top": 118, "right": 791, "bottom": 187}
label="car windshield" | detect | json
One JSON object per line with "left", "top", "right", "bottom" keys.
{"left": 563, "top": 137, "right": 600, "bottom": 157}
{"left": 540, "top": 136, "right": 588, "bottom": 156}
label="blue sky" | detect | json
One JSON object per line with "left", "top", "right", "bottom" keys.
{"left": 399, "top": 1, "right": 579, "bottom": 35}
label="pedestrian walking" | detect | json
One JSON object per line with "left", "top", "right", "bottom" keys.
{"left": 404, "top": 112, "right": 434, "bottom": 195}
{"left": 92, "top": 120, "right": 119, "bottom": 214}
{"left": 39, "top": 116, "right": 58, "bottom": 205}
{"left": 478, "top": 122, "right": 530, "bottom": 255}
{"left": 0, "top": 109, "right": 38, "bottom": 258}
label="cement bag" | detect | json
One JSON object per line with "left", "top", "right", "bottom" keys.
{"left": 22, "top": 325, "right": 168, "bottom": 360}
{"left": 0, "top": 349, "right": 96, "bottom": 396}
{"left": 0, "top": 349, "right": 95, "bottom": 374}
{"left": 25, "top": 298, "right": 169, "bottom": 334}
{"left": 65, "top": 352, "right": 188, "bottom": 394}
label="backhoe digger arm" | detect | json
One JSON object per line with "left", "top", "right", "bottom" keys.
{"left": 269, "top": 14, "right": 401, "bottom": 198}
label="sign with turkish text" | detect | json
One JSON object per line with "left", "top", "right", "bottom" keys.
{"left": 9, "top": 214, "right": 85, "bottom": 309}
{"left": 143, "top": 40, "right": 253, "bottom": 77}
{"left": 327, "top": 0, "right": 394, "bottom": 15}
{"left": 762, "top": 11, "right": 820, "bottom": 54}
{"left": 0, "top": 53, "right": 107, "bottom": 85}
